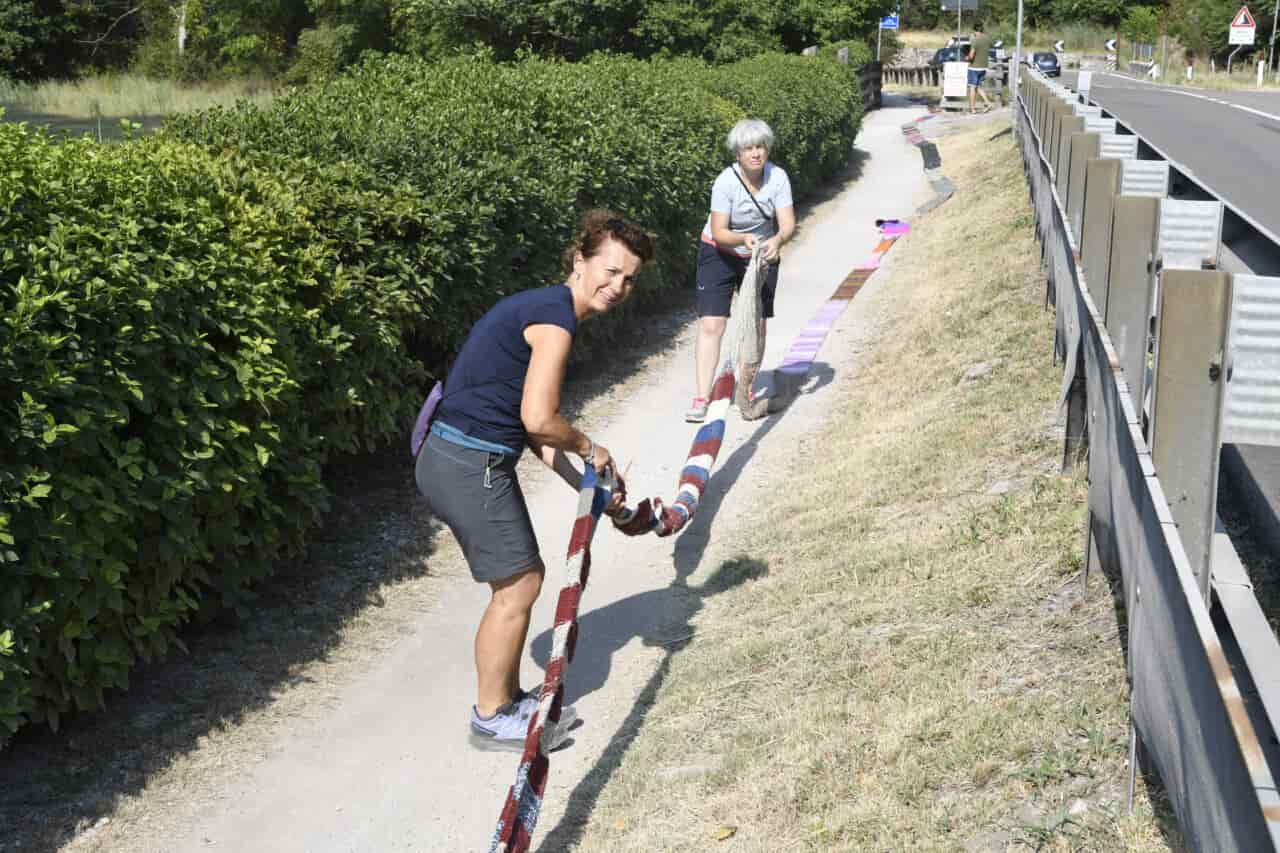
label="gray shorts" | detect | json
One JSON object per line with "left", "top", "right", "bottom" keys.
{"left": 415, "top": 432, "right": 541, "bottom": 583}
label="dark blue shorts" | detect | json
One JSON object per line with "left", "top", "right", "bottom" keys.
{"left": 967, "top": 68, "right": 987, "bottom": 87}
{"left": 694, "top": 242, "right": 778, "bottom": 318}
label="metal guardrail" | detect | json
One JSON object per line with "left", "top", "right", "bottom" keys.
{"left": 883, "top": 65, "right": 939, "bottom": 87}
{"left": 1017, "top": 67, "right": 1280, "bottom": 851}
{"left": 1225, "top": 276, "right": 1280, "bottom": 447}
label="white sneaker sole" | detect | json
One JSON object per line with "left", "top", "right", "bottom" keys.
{"left": 468, "top": 718, "right": 572, "bottom": 753}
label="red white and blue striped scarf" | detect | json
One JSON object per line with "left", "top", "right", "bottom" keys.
{"left": 489, "top": 464, "right": 614, "bottom": 853}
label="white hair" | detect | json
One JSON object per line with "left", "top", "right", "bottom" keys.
{"left": 725, "top": 118, "right": 775, "bottom": 155}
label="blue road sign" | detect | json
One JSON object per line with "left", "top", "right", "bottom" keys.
{"left": 880, "top": 13, "right": 900, "bottom": 30}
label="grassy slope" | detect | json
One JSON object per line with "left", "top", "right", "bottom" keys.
{"left": 572, "top": 124, "right": 1174, "bottom": 851}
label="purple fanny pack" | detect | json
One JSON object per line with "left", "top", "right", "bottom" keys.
{"left": 410, "top": 381, "right": 444, "bottom": 458}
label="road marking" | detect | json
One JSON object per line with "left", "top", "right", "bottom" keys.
{"left": 1095, "top": 71, "right": 1280, "bottom": 124}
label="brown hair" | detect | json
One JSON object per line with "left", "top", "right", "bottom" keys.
{"left": 562, "top": 209, "right": 656, "bottom": 273}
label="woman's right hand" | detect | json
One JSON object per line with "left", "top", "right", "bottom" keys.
{"left": 742, "top": 234, "right": 758, "bottom": 252}
{"left": 589, "top": 441, "right": 615, "bottom": 475}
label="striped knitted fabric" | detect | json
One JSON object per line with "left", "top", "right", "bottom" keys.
{"left": 489, "top": 465, "right": 614, "bottom": 853}
{"left": 776, "top": 223, "right": 909, "bottom": 380}
{"left": 610, "top": 367, "right": 734, "bottom": 537}
{"left": 612, "top": 245, "right": 766, "bottom": 537}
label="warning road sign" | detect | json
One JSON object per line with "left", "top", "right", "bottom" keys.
{"left": 1229, "top": 5, "right": 1256, "bottom": 45}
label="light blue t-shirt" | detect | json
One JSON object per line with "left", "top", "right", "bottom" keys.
{"left": 701, "top": 163, "right": 794, "bottom": 258}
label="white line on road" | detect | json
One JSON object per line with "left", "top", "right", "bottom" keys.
{"left": 1095, "top": 71, "right": 1280, "bottom": 124}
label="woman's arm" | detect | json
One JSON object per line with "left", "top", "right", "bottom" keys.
{"left": 762, "top": 205, "right": 795, "bottom": 262}
{"left": 528, "top": 438, "right": 583, "bottom": 490}
{"left": 710, "top": 211, "right": 754, "bottom": 250}
{"left": 521, "top": 323, "right": 614, "bottom": 472}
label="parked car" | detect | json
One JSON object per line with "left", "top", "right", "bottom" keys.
{"left": 1030, "top": 51, "right": 1061, "bottom": 77}
{"left": 930, "top": 46, "right": 963, "bottom": 67}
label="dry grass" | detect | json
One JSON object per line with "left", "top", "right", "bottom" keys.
{"left": 1153, "top": 66, "right": 1280, "bottom": 91}
{"left": 570, "top": 123, "right": 1176, "bottom": 852}
{"left": 882, "top": 83, "right": 942, "bottom": 104}
{"left": 896, "top": 25, "right": 1113, "bottom": 54}
{"left": 0, "top": 73, "right": 277, "bottom": 118}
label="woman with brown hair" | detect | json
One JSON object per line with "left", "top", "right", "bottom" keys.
{"left": 415, "top": 210, "right": 654, "bottom": 751}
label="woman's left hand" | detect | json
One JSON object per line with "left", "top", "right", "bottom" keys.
{"left": 604, "top": 472, "right": 628, "bottom": 517}
{"left": 761, "top": 235, "right": 782, "bottom": 263}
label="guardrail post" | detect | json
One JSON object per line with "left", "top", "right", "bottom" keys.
{"left": 1049, "top": 104, "right": 1076, "bottom": 186}
{"left": 1222, "top": 275, "right": 1280, "bottom": 449}
{"left": 1054, "top": 115, "right": 1085, "bottom": 199}
{"left": 1105, "top": 197, "right": 1162, "bottom": 405}
{"left": 1046, "top": 101, "right": 1068, "bottom": 173}
{"left": 1148, "top": 270, "right": 1233, "bottom": 600}
{"left": 1066, "top": 132, "right": 1101, "bottom": 239}
{"left": 1034, "top": 83, "right": 1048, "bottom": 138}
{"left": 1080, "top": 158, "right": 1122, "bottom": 307}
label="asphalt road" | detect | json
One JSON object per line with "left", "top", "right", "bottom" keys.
{"left": 1063, "top": 71, "right": 1280, "bottom": 242}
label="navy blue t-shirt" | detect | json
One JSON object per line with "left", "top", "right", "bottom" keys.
{"left": 436, "top": 285, "right": 578, "bottom": 453}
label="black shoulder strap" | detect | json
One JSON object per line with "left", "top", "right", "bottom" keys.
{"left": 732, "top": 165, "right": 773, "bottom": 221}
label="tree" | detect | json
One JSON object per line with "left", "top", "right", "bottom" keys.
{"left": 1122, "top": 6, "right": 1161, "bottom": 45}
{"left": 1167, "top": 0, "right": 1251, "bottom": 60}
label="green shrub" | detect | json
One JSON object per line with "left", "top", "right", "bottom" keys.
{"left": 819, "top": 39, "right": 876, "bottom": 68}
{"left": 167, "top": 52, "right": 862, "bottom": 351}
{"left": 2, "top": 50, "right": 862, "bottom": 740}
{"left": 0, "top": 125, "right": 426, "bottom": 734}
{"left": 703, "top": 53, "right": 864, "bottom": 199}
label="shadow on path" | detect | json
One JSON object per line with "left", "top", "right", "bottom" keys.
{"left": 0, "top": 448, "right": 445, "bottom": 852}
{"left": 532, "top": 362, "right": 835, "bottom": 852}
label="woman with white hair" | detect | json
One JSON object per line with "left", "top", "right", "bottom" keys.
{"left": 686, "top": 117, "right": 795, "bottom": 422}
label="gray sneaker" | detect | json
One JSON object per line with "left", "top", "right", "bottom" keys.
{"left": 469, "top": 695, "right": 575, "bottom": 753}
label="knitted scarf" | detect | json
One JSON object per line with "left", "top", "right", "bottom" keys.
{"left": 489, "top": 464, "right": 614, "bottom": 853}
{"left": 611, "top": 245, "right": 768, "bottom": 537}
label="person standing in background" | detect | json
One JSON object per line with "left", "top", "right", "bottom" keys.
{"left": 687, "top": 118, "right": 795, "bottom": 423}
{"left": 967, "top": 23, "right": 994, "bottom": 115}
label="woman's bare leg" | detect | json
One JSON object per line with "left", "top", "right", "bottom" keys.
{"left": 474, "top": 563, "right": 544, "bottom": 716}
{"left": 696, "top": 315, "right": 728, "bottom": 399}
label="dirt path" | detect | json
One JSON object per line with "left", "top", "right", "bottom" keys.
{"left": 59, "top": 102, "right": 935, "bottom": 853}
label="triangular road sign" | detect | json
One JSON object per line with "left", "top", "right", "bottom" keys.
{"left": 1231, "top": 6, "right": 1256, "bottom": 28}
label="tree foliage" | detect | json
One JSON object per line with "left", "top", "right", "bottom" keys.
{"left": 389, "top": 0, "right": 893, "bottom": 64}
{"left": 1122, "top": 6, "right": 1162, "bottom": 45}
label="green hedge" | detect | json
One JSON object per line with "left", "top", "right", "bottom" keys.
{"left": 166, "top": 53, "right": 864, "bottom": 354}
{"left": 1, "top": 52, "right": 863, "bottom": 739}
